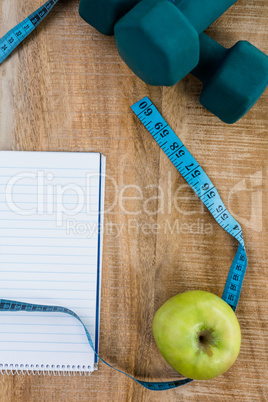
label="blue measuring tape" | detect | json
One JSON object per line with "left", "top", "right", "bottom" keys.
{"left": 0, "top": 98, "right": 247, "bottom": 390}
{"left": 131, "top": 98, "right": 247, "bottom": 311}
{"left": 0, "top": 0, "right": 58, "bottom": 64}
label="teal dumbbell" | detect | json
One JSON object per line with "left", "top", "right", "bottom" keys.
{"left": 192, "top": 34, "right": 268, "bottom": 123}
{"left": 79, "top": 0, "right": 237, "bottom": 40}
{"left": 114, "top": 0, "right": 241, "bottom": 86}
{"left": 79, "top": 0, "right": 268, "bottom": 123}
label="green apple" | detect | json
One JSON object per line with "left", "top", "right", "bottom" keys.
{"left": 152, "top": 290, "right": 241, "bottom": 380}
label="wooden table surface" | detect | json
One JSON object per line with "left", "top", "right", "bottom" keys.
{"left": 0, "top": 0, "right": 267, "bottom": 401}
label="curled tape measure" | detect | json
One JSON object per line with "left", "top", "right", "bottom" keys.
{"left": 131, "top": 98, "right": 248, "bottom": 311}
{"left": 0, "top": 0, "right": 58, "bottom": 64}
{"left": 0, "top": 98, "right": 247, "bottom": 391}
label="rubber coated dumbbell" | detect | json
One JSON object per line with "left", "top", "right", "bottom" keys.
{"left": 192, "top": 33, "right": 268, "bottom": 123}
{"left": 79, "top": 0, "right": 268, "bottom": 123}
{"left": 114, "top": 0, "right": 241, "bottom": 86}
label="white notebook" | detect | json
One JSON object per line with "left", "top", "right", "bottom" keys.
{"left": 0, "top": 151, "right": 105, "bottom": 374}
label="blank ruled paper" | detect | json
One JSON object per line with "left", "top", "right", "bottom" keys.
{"left": 0, "top": 151, "right": 105, "bottom": 373}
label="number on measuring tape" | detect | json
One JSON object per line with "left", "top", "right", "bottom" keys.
{"left": 131, "top": 97, "right": 247, "bottom": 311}
{"left": 0, "top": 0, "right": 59, "bottom": 64}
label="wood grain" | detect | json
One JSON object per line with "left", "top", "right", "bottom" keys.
{"left": 0, "top": 0, "right": 267, "bottom": 401}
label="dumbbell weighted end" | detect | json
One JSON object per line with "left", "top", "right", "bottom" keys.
{"left": 79, "top": 0, "right": 140, "bottom": 36}
{"left": 114, "top": 0, "right": 237, "bottom": 86}
{"left": 193, "top": 34, "right": 268, "bottom": 124}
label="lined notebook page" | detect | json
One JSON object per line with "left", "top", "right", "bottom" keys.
{"left": 0, "top": 151, "right": 105, "bottom": 373}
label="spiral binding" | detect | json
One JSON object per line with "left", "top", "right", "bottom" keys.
{"left": 0, "top": 363, "right": 93, "bottom": 376}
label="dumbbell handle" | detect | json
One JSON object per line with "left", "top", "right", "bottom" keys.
{"left": 173, "top": 0, "right": 237, "bottom": 33}
{"left": 192, "top": 33, "right": 227, "bottom": 83}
